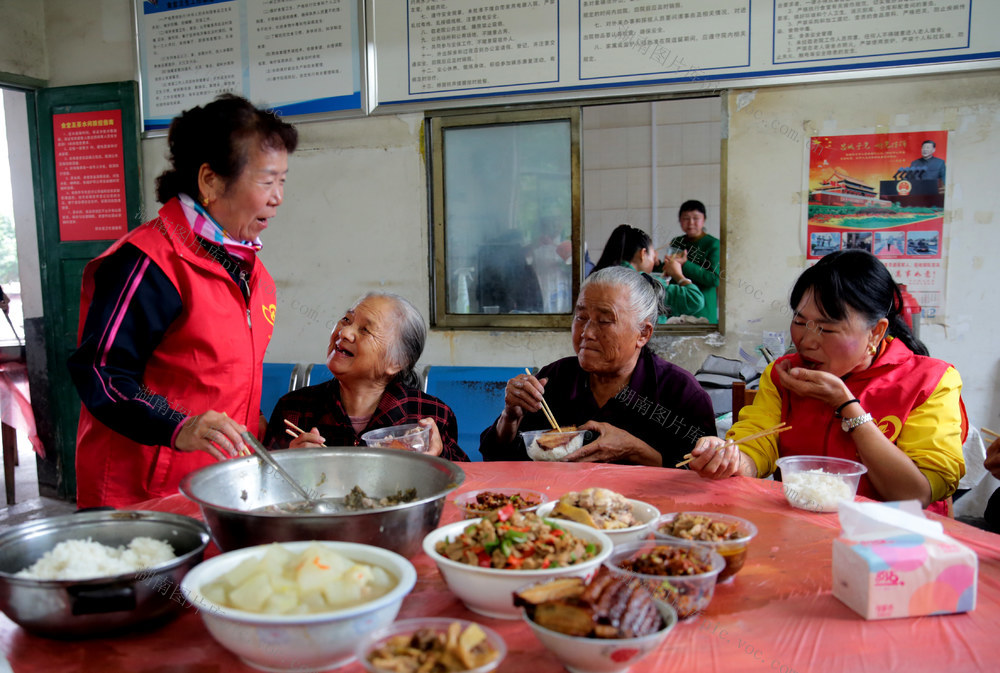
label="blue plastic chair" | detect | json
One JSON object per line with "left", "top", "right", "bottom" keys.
{"left": 423, "top": 366, "right": 524, "bottom": 461}
{"left": 260, "top": 363, "right": 299, "bottom": 420}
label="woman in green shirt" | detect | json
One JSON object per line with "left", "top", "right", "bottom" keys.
{"left": 669, "top": 200, "right": 720, "bottom": 323}
{"left": 591, "top": 224, "right": 704, "bottom": 322}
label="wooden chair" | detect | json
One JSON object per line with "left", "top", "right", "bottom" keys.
{"left": 731, "top": 381, "right": 757, "bottom": 420}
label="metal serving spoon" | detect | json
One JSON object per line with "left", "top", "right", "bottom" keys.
{"left": 240, "top": 431, "right": 337, "bottom": 514}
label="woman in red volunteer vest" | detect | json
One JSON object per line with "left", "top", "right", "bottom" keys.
{"left": 69, "top": 94, "right": 298, "bottom": 508}
{"left": 688, "top": 250, "right": 966, "bottom": 514}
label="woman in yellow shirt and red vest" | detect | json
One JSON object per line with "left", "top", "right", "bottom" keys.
{"left": 688, "top": 250, "right": 966, "bottom": 515}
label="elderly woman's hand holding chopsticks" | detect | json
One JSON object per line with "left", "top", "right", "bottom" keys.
{"left": 284, "top": 419, "right": 327, "bottom": 449}
{"left": 494, "top": 372, "right": 550, "bottom": 443}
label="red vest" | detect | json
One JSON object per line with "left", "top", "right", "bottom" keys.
{"left": 771, "top": 338, "right": 967, "bottom": 511}
{"left": 75, "top": 199, "right": 276, "bottom": 507}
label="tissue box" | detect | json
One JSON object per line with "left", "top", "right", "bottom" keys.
{"left": 832, "top": 506, "right": 978, "bottom": 620}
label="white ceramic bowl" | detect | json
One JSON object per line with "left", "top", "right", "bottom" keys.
{"left": 356, "top": 617, "right": 507, "bottom": 673}
{"left": 775, "top": 455, "right": 868, "bottom": 512}
{"left": 180, "top": 541, "right": 417, "bottom": 672}
{"left": 523, "top": 599, "right": 678, "bottom": 673}
{"left": 453, "top": 488, "right": 549, "bottom": 519}
{"left": 361, "top": 423, "right": 431, "bottom": 453}
{"left": 536, "top": 499, "right": 659, "bottom": 546}
{"left": 521, "top": 429, "right": 589, "bottom": 461}
{"left": 423, "top": 518, "right": 613, "bottom": 619}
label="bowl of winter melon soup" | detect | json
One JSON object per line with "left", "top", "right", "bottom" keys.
{"left": 180, "top": 540, "right": 416, "bottom": 672}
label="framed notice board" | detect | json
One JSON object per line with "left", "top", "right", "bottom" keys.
{"left": 369, "top": 0, "right": 1000, "bottom": 112}
{"left": 134, "top": 0, "right": 365, "bottom": 132}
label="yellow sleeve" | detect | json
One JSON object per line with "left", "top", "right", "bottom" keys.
{"left": 727, "top": 362, "right": 783, "bottom": 478}
{"left": 895, "top": 366, "right": 966, "bottom": 501}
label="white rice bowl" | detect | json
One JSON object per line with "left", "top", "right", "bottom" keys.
{"left": 782, "top": 470, "right": 853, "bottom": 512}
{"left": 522, "top": 429, "right": 587, "bottom": 462}
{"left": 16, "top": 537, "right": 176, "bottom": 580}
{"left": 776, "top": 455, "right": 867, "bottom": 513}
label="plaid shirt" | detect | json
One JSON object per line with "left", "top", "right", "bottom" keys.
{"left": 264, "top": 378, "right": 469, "bottom": 462}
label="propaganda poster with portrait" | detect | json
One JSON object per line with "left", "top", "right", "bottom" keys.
{"left": 806, "top": 131, "right": 947, "bottom": 322}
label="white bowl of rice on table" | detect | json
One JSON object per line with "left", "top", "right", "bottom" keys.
{"left": 775, "top": 456, "right": 868, "bottom": 512}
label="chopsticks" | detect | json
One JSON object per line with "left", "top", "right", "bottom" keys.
{"left": 675, "top": 423, "right": 792, "bottom": 468}
{"left": 525, "top": 368, "right": 562, "bottom": 432}
{"left": 284, "top": 419, "right": 326, "bottom": 447}
{"left": 982, "top": 427, "right": 1000, "bottom": 441}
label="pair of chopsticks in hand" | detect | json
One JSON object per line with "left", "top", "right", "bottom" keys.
{"left": 675, "top": 423, "right": 792, "bottom": 468}
{"left": 982, "top": 427, "right": 1000, "bottom": 441}
{"left": 525, "top": 368, "right": 563, "bottom": 432}
{"left": 284, "top": 419, "right": 326, "bottom": 447}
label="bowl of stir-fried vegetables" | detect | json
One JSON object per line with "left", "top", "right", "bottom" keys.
{"left": 423, "top": 506, "right": 612, "bottom": 619}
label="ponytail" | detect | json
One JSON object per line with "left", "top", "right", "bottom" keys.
{"left": 885, "top": 284, "right": 928, "bottom": 355}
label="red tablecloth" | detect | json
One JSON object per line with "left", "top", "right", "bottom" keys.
{"left": 3, "top": 462, "right": 999, "bottom": 672}
{"left": 0, "top": 361, "right": 43, "bottom": 458}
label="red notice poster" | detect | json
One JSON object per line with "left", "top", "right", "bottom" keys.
{"left": 806, "top": 131, "right": 948, "bottom": 320}
{"left": 53, "top": 109, "right": 128, "bottom": 241}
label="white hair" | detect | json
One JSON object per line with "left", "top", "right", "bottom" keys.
{"left": 579, "top": 266, "right": 661, "bottom": 328}
{"left": 354, "top": 292, "right": 426, "bottom": 388}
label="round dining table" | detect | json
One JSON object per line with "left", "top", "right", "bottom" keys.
{"left": 2, "top": 461, "right": 999, "bottom": 672}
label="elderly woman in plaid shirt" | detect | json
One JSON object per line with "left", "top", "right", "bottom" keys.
{"left": 264, "top": 292, "right": 469, "bottom": 461}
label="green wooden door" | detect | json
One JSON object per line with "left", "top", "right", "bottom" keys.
{"left": 31, "top": 81, "right": 143, "bottom": 498}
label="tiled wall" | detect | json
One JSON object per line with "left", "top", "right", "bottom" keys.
{"left": 583, "top": 97, "right": 722, "bottom": 262}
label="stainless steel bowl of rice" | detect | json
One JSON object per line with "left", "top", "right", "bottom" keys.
{"left": 0, "top": 509, "right": 209, "bottom": 638}
{"left": 179, "top": 447, "right": 465, "bottom": 558}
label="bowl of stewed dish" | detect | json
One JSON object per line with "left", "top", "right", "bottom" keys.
{"left": 180, "top": 540, "right": 417, "bottom": 672}
{"left": 604, "top": 539, "right": 725, "bottom": 619}
{"left": 356, "top": 617, "right": 506, "bottom": 673}
{"left": 536, "top": 487, "right": 659, "bottom": 546}
{"left": 652, "top": 511, "right": 757, "bottom": 582}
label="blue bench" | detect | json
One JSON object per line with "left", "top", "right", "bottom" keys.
{"left": 423, "top": 365, "right": 524, "bottom": 461}
{"left": 262, "top": 363, "right": 518, "bottom": 461}
{"left": 260, "top": 363, "right": 300, "bottom": 420}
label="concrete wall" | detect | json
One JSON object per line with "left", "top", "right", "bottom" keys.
{"left": 0, "top": 0, "right": 48, "bottom": 83}
{"left": 8, "top": 0, "right": 1000, "bottom": 431}
{"left": 722, "top": 74, "right": 1000, "bottom": 429}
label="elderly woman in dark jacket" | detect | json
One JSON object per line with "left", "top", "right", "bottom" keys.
{"left": 265, "top": 292, "right": 469, "bottom": 461}
{"left": 480, "top": 266, "right": 716, "bottom": 466}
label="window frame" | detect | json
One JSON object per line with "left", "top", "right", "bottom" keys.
{"left": 428, "top": 106, "right": 582, "bottom": 329}
{"left": 427, "top": 94, "right": 725, "bottom": 334}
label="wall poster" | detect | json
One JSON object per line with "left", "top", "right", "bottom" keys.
{"left": 135, "top": 0, "right": 363, "bottom": 131}
{"left": 53, "top": 109, "right": 128, "bottom": 242}
{"left": 806, "top": 130, "right": 948, "bottom": 321}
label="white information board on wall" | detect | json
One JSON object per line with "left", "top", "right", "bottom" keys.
{"left": 371, "top": 0, "right": 997, "bottom": 109}
{"left": 135, "top": 0, "right": 363, "bottom": 131}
